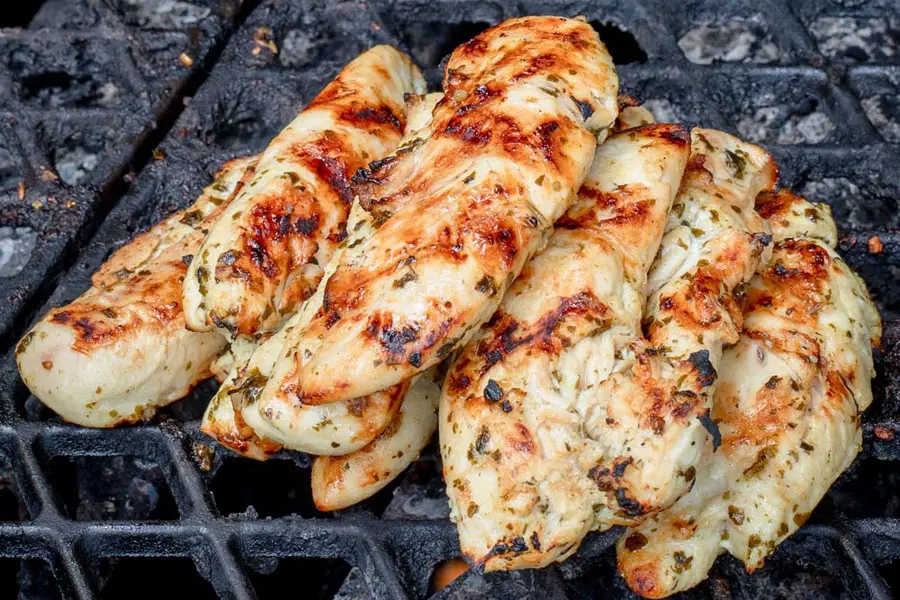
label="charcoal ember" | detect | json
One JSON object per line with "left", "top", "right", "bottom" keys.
{"left": 710, "top": 535, "right": 867, "bottom": 600}
{"left": 826, "top": 457, "right": 900, "bottom": 519}
{"left": 333, "top": 567, "right": 376, "bottom": 600}
{"left": 115, "top": 0, "right": 213, "bottom": 29}
{"left": 861, "top": 94, "right": 900, "bottom": 142}
{"left": 434, "top": 567, "right": 568, "bottom": 600}
{"left": 809, "top": 16, "right": 900, "bottom": 62}
{"left": 0, "top": 143, "right": 23, "bottom": 192}
{"left": 382, "top": 447, "right": 450, "bottom": 520}
{"left": 679, "top": 19, "right": 781, "bottom": 64}
{"left": 3, "top": 38, "right": 130, "bottom": 110}
{"left": 800, "top": 178, "right": 900, "bottom": 229}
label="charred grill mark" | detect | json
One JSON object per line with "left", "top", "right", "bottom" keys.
{"left": 556, "top": 187, "right": 652, "bottom": 230}
{"left": 512, "top": 422, "right": 535, "bottom": 454}
{"left": 511, "top": 53, "right": 556, "bottom": 82}
{"left": 698, "top": 410, "right": 722, "bottom": 451}
{"left": 51, "top": 311, "right": 71, "bottom": 324}
{"left": 448, "top": 373, "right": 471, "bottom": 393}
{"left": 295, "top": 214, "right": 320, "bottom": 236}
{"left": 73, "top": 317, "right": 97, "bottom": 341}
{"left": 340, "top": 105, "right": 402, "bottom": 131}
{"left": 588, "top": 465, "right": 612, "bottom": 490}
{"left": 459, "top": 36, "right": 489, "bottom": 57}
{"left": 766, "top": 239, "right": 830, "bottom": 284}
{"left": 247, "top": 237, "right": 276, "bottom": 278}
{"left": 443, "top": 118, "right": 492, "bottom": 145}
{"left": 310, "top": 154, "right": 354, "bottom": 205}
{"left": 474, "top": 221, "right": 519, "bottom": 267}
{"left": 613, "top": 456, "right": 633, "bottom": 478}
{"left": 754, "top": 190, "right": 790, "bottom": 221}
{"left": 573, "top": 96, "right": 594, "bottom": 120}
{"left": 616, "top": 488, "right": 644, "bottom": 517}
{"left": 638, "top": 123, "right": 690, "bottom": 145}
{"left": 470, "top": 292, "right": 608, "bottom": 377}
{"left": 534, "top": 120, "right": 560, "bottom": 163}
{"left": 688, "top": 350, "right": 717, "bottom": 387}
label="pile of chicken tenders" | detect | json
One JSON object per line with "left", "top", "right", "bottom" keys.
{"left": 16, "top": 16, "right": 881, "bottom": 597}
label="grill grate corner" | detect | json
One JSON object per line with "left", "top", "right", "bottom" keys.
{"left": 0, "top": 0, "right": 899, "bottom": 598}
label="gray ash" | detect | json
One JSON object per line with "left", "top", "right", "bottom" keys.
{"left": 0, "top": 227, "right": 36, "bottom": 278}
{"left": 809, "top": 16, "right": 900, "bottom": 62}
{"left": 679, "top": 19, "right": 781, "bottom": 65}
{"left": 737, "top": 104, "right": 835, "bottom": 144}
{"left": 861, "top": 94, "right": 900, "bottom": 142}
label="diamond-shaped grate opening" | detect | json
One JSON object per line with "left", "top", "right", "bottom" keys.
{"left": 243, "top": 556, "right": 352, "bottom": 600}
{"left": 0, "top": 557, "right": 63, "bottom": 599}
{"left": 210, "top": 456, "right": 323, "bottom": 519}
{"left": 44, "top": 454, "right": 179, "bottom": 521}
{"left": 92, "top": 556, "right": 217, "bottom": 600}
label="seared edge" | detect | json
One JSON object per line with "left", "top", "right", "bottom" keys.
{"left": 202, "top": 94, "right": 441, "bottom": 458}
{"left": 616, "top": 191, "right": 881, "bottom": 598}
{"left": 572, "top": 129, "right": 776, "bottom": 524}
{"left": 184, "top": 45, "right": 425, "bottom": 337}
{"left": 311, "top": 367, "right": 442, "bottom": 511}
{"left": 16, "top": 156, "right": 256, "bottom": 427}
{"left": 292, "top": 16, "right": 620, "bottom": 404}
{"left": 442, "top": 118, "right": 690, "bottom": 571}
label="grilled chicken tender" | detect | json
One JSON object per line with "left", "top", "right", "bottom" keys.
{"left": 202, "top": 203, "right": 407, "bottom": 457}
{"left": 311, "top": 367, "right": 442, "bottom": 511}
{"left": 183, "top": 45, "right": 426, "bottom": 337}
{"left": 202, "top": 94, "right": 441, "bottom": 459}
{"left": 563, "top": 129, "right": 775, "bottom": 525}
{"left": 16, "top": 157, "right": 256, "bottom": 427}
{"left": 287, "top": 16, "right": 619, "bottom": 405}
{"left": 441, "top": 118, "right": 690, "bottom": 571}
{"left": 617, "top": 190, "right": 880, "bottom": 598}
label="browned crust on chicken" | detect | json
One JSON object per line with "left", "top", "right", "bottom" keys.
{"left": 16, "top": 156, "right": 255, "bottom": 427}
{"left": 289, "top": 16, "right": 619, "bottom": 405}
{"left": 441, "top": 119, "right": 691, "bottom": 571}
{"left": 184, "top": 46, "right": 425, "bottom": 337}
{"left": 616, "top": 190, "right": 880, "bottom": 598}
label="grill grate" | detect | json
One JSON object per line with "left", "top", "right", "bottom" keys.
{"left": 0, "top": 0, "right": 899, "bottom": 598}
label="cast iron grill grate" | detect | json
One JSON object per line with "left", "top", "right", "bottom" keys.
{"left": 0, "top": 0, "right": 899, "bottom": 598}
